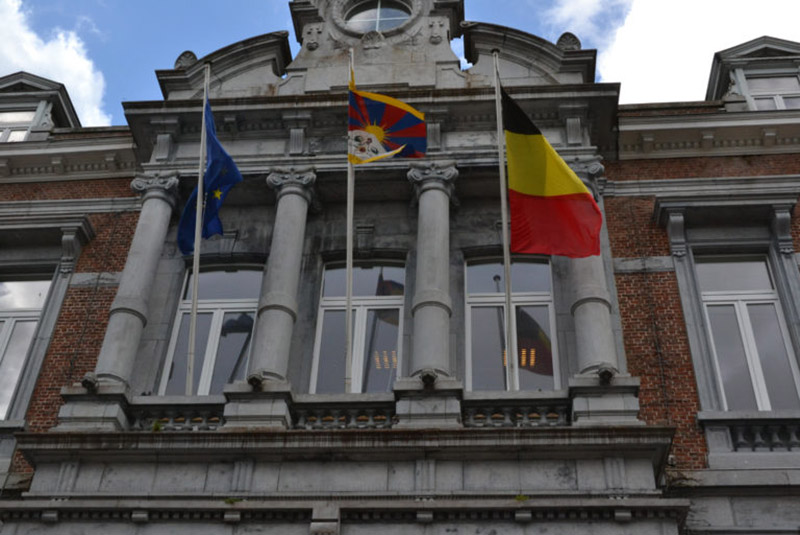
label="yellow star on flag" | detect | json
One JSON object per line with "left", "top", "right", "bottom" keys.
{"left": 212, "top": 189, "right": 222, "bottom": 200}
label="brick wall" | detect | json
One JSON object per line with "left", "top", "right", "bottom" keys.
{"left": 5, "top": 178, "right": 133, "bottom": 201}
{"left": 606, "top": 153, "right": 800, "bottom": 181}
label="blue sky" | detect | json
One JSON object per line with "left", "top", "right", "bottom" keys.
{"left": 3, "top": 0, "right": 800, "bottom": 126}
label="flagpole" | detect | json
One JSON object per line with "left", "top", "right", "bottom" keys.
{"left": 492, "top": 51, "right": 516, "bottom": 390}
{"left": 186, "top": 63, "right": 210, "bottom": 396}
{"left": 345, "top": 48, "right": 355, "bottom": 393}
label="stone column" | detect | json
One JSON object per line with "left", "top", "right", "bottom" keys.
{"left": 395, "top": 161, "right": 461, "bottom": 428}
{"left": 93, "top": 173, "right": 179, "bottom": 386}
{"left": 247, "top": 167, "right": 316, "bottom": 386}
{"left": 58, "top": 173, "right": 177, "bottom": 431}
{"left": 224, "top": 168, "right": 314, "bottom": 429}
{"left": 567, "top": 161, "right": 640, "bottom": 425}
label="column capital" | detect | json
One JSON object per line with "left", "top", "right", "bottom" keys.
{"left": 567, "top": 157, "right": 604, "bottom": 198}
{"left": 130, "top": 172, "right": 179, "bottom": 208}
{"left": 267, "top": 166, "right": 317, "bottom": 203}
{"left": 407, "top": 160, "right": 458, "bottom": 199}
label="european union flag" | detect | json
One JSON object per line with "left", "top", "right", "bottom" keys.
{"left": 177, "top": 98, "right": 243, "bottom": 255}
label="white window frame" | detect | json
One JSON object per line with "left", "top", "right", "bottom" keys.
{"left": 309, "top": 264, "right": 404, "bottom": 394}
{"left": 744, "top": 73, "right": 800, "bottom": 110}
{"left": 702, "top": 284, "right": 800, "bottom": 411}
{"left": 465, "top": 259, "right": 559, "bottom": 392}
{"left": 158, "top": 271, "right": 258, "bottom": 396}
{"left": 0, "top": 109, "right": 35, "bottom": 143}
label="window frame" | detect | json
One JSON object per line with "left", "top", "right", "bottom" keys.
{"left": 158, "top": 267, "right": 259, "bottom": 396}
{"left": 464, "top": 258, "right": 559, "bottom": 392}
{"left": 741, "top": 71, "right": 800, "bottom": 111}
{"left": 698, "top": 256, "right": 800, "bottom": 411}
{"left": 0, "top": 108, "right": 36, "bottom": 143}
{"left": 309, "top": 262, "right": 405, "bottom": 395}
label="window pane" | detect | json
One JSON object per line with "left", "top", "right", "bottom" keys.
{"left": 696, "top": 258, "right": 772, "bottom": 292}
{"left": 184, "top": 269, "right": 262, "bottom": 300}
{"left": 0, "top": 280, "right": 50, "bottom": 310}
{"left": 748, "top": 303, "right": 800, "bottom": 410}
{"left": 209, "top": 312, "right": 254, "bottom": 394}
{"left": 0, "top": 111, "right": 35, "bottom": 125}
{"left": 707, "top": 305, "right": 758, "bottom": 410}
{"left": 748, "top": 76, "right": 800, "bottom": 92}
{"left": 516, "top": 306, "right": 554, "bottom": 391}
{"left": 471, "top": 306, "right": 508, "bottom": 391}
{"left": 6, "top": 130, "right": 27, "bottom": 142}
{"left": 754, "top": 98, "right": 777, "bottom": 110}
{"left": 0, "top": 320, "right": 37, "bottom": 418}
{"left": 467, "top": 261, "right": 550, "bottom": 293}
{"left": 323, "top": 265, "right": 405, "bottom": 297}
{"left": 784, "top": 97, "right": 800, "bottom": 109}
{"left": 164, "top": 313, "right": 212, "bottom": 395}
{"left": 315, "top": 310, "right": 351, "bottom": 393}
{"left": 362, "top": 309, "right": 399, "bottom": 393}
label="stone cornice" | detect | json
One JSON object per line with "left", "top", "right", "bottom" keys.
{"left": 0, "top": 197, "right": 141, "bottom": 216}
{"left": 619, "top": 109, "right": 800, "bottom": 159}
{"left": 606, "top": 174, "right": 800, "bottom": 198}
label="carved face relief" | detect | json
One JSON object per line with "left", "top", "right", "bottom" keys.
{"left": 349, "top": 129, "right": 387, "bottom": 159}
{"left": 304, "top": 23, "right": 323, "bottom": 51}
{"left": 429, "top": 20, "right": 445, "bottom": 45}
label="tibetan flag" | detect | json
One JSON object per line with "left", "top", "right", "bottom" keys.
{"left": 502, "top": 87, "right": 601, "bottom": 258}
{"left": 348, "top": 70, "right": 426, "bottom": 164}
{"left": 177, "top": 98, "right": 243, "bottom": 255}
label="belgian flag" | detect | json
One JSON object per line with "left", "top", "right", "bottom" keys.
{"left": 502, "top": 87, "right": 601, "bottom": 258}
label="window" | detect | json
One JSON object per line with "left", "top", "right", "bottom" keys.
{"left": 0, "top": 110, "right": 35, "bottom": 143}
{"left": 159, "top": 268, "right": 260, "bottom": 396}
{"left": 746, "top": 75, "right": 800, "bottom": 110}
{"left": 697, "top": 256, "right": 800, "bottom": 411}
{"left": 311, "top": 264, "right": 404, "bottom": 394}
{"left": 344, "top": 0, "right": 411, "bottom": 33}
{"left": 0, "top": 277, "right": 51, "bottom": 418}
{"left": 465, "top": 260, "right": 558, "bottom": 392}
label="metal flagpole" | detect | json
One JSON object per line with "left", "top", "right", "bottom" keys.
{"left": 492, "top": 51, "right": 517, "bottom": 390}
{"left": 345, "top": 49, "right": 355, "bottom": 393}
{"left": 186, "top": 63, "right": 210, "bottom": 396}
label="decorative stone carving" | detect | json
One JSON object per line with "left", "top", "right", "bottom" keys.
{"left": 772, "top": 207, "right": 795, "bottom": 255}
{"left": 407, "top": 161, "right": 458, "bottom": 200}
{"left": 556, "top": 32, "right": 582, "bottom": 51}
{"left": 667, "top": 211, "right": 688, "bottom": 258}
{"left": 429, "top": 19, "right": 446, "bottom": 44}
{"left": 568, "top": 159, "right": 604, "bottom": 199}
{"left": 130, "top": 172, "right": 179, "bottom": 208}
{"left": 304, "top": 23, "right": 324, "bottom": 50}
{"left": 266, "top": 167, "right": 317, "bottom": 203}
{"left": 361, "top": 30, "right": 385, "bottom": 50}
{"left": 174, "top": 50, "right": 198, "bottom": 69}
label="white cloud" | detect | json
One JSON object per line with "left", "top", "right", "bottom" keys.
{"left": 544, "top": 0, "right": 632, "bottom": 47}
{"left": 0, "top": 0, "right": 110, "bottom": 126}
{"left": 599, "top": 0, "right": 800, "bottom": 104}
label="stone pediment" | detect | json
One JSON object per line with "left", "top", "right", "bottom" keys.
{"left": 155, "top": 31, "right": 292, "bottom": 100}
{"left": 461, "top": 22, "right": 596, "bottom": 87}
{"left": 0, "top": 71, "right": 80, "bottom": 128}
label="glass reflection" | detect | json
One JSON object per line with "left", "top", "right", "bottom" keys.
{"left": 315, "top": 310, "right": 354, "bottom": 394}
{"left": 210, "top": 312, "right": 254, "bottom": 394}
{"left": 184, "top": 269, "right": 262, "bottom": 300}
{"left": 471, "top": 306, "right": 507, "bottom": 391}
{"left": 164, "top": 313, "right": 211, "bottom": 395}
{"left": 516, "top": 306, "right": 554, "bottom": 391}
{"left": 323, "top": 265, "right": 405, "bottom": 297}
{"left": 0, "top": 280, "right": 50, "bottom": 310}
{"left": 707, "top": 305, "right": 758, "bottom": 410}
{"left": 748, "top": 303, "right": 800, "bottom": 410}
{"left": 0, "top": 320, "right": 37, "bottom": 418}
{"left": 362, "top": 309, "right": 399, "bottom": 393}
{"left": 696, "top": 258, "right": 772, "bottom": 292}
{"left": 467, "top": 261, "right": 550, "bottom": 294}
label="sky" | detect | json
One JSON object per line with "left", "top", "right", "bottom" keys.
{"left": 2, "top": 0, "right": 800, "bottom": 127}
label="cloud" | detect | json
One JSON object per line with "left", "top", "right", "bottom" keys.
{"left": 599, "top": 0, "right": 800, "bottom": 104}
{"left": 543, "top": 0, "right": 632, "bottom": 48}
{"left": 0, "top": 0, "right": 110, "bottom": 126}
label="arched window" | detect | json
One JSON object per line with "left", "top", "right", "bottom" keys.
{"left": 344, "top": 0, "right": 411, "bottom": 33}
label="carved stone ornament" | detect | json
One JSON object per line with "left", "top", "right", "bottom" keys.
{"left": 568, "top": 158, "right": 605, "bottom": 199}
{"left": 303, "top": 23, "right": 324, "bottom": 50}
{"left": 266, "top": 167, "right": 317, "bottom": 202}
{"left": 772, "top": 207, "right": 795, "bottom": 256}
{"left": 667, "top": 211, "right": 688, "bottom": 258}
{"left": 429, "top": 19, "right": 446, "bottom": 44}
{"left": 174, "top": 50, "right": 198, "bottom": 69}
{"left": 130, "top": 172, "right": 179, "bottom": 206}
{"left": 556, "top": 32, "right": 582, "bottom": 51}
{"left": 407, "top": 161, "right": 458, "bottom": 200}
{"left": 361, "top": 30, "right": 385, "bottom": 50}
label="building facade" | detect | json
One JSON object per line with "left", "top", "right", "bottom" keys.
{"left": 0, "top": 1, "right": 799, "bottom": 533}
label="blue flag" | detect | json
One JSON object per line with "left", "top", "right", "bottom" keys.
{"left": 177, "top": 98, "right": 243, "bottom": 255}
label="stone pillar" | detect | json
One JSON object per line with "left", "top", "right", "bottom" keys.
{"left": 94, "top": 173, "right": 179, "bottom": 386}
{"left": 566, "top": 161, "right": 640, "bottom": 425}
{"left": 394, "top": 161, "right": 462, "bottom": 428}
{"left": 247, "top": 167, "right": 316, "bottom": 385}
{"left": 224, "top": 167, "right": 315, "bottom": 429}
{"left": 58, "top": 173, "right": 177, "bottom": 431}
